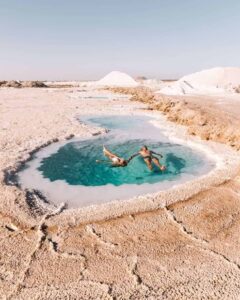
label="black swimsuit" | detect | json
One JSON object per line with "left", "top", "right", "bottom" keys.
{"left": 142, "top": 150, "right": 160, "bottom": 161}
{"left": 143, "top": 155, "right": 152, "bottom": 161}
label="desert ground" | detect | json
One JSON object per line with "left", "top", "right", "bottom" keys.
{"left": 1, "top": 86, "right": 240, "bottom": 300}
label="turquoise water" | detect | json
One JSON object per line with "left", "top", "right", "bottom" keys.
{"left": 37, "top": 116, "right": 207, "bottom": 187}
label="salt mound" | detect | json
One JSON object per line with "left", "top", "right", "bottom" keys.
{"left": 181, "top": 67, "right": 240, "bottom": 88}
{"left": 96, "top": 71, "right": 139, "bottom": 87}
{"left": 159, "top": 81, "right": 195, "bottom": 95}
{"left": 159, "top": 67, "right": 240, "bottom": 96}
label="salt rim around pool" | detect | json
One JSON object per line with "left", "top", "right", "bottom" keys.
{"left": 17, "top": 109, "right": 240, "bottom": 214}
{"left": 20, "top": 115, "right": 212, "bottom": 207}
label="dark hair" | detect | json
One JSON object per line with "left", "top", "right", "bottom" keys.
{"left": 142, "top": 145, "right": 148, "bottom": 150}
{"left": 122, "top": 160, "right": 128, "bottom": 166}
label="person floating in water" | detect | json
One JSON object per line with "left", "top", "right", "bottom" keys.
{"left": 138, "top": 145, "right": 166, "bottom": 171}
{"left": 96, "top": 145, "right": 138, "bottom": 167}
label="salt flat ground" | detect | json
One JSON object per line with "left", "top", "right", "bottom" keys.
{"left": 0, "top": 87, "right": 240, "bottom": 299}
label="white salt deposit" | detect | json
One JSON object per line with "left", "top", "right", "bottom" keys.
{"left": 142, "top": 79, "right": 164, "bottom": 90}
{"left": 158, "top": 67, "right": 240, "bottom": 96}
{"left": 159, "top": 80, "right": 197, "bottom": 95}
{"left": 181, "top": 67, "right": 240, "bottom": 87}
{"left": 45, "top": 81, "right": 95, "bottom": 87}
{"left": 96, "top": 71, "right": 139, "bottom": 87}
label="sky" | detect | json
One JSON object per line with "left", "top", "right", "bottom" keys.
{"left": 0, "top": 0, "right": 240, "bottom": 80}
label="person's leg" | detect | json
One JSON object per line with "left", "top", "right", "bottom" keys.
{"left": 152, "top": 157, "right": 165, "bottom": 171}
{"left": 144, "top": 158, "right": 153, "bottom": 171}
{"left": 103, "top": 146, "right": 118, "bottom": 159}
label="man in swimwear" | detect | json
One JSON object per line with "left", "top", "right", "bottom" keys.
{"left": 96, "top": 145, "right": 138, "bottom": 167}
{"left": 138, "top": 145, "right": 166, "bottom": 171}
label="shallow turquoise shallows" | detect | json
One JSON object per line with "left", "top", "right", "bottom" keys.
{"left": 37, "top": 116, "right": 207, "bottom": 187}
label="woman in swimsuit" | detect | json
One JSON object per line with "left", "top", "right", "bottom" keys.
{"left": 139, "top": 145, "right": 166, "bottom": 171}
{"left": 96, "top": 146, "right": 138, "bottom": 167}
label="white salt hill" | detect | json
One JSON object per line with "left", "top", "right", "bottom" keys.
{"left": 158, "top": 81, "right": 197, "bottom": 96}
{"left": 158, "top": 67, "right": 240, "bottom": 96}
{"left": 96, "top": 71, "right": 139, "bottom": 87}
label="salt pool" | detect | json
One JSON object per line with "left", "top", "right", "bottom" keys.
{"left": 18, "top": 115, "right": 215, "bottom": 208}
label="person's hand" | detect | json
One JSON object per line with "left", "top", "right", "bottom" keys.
{"left": 160, "top": 165, "right": 166, "bottom": 171}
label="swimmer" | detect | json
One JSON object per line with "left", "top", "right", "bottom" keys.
{"left": 138, "top": 145, "right": 166, "bottom": 171}
{"left": 96, "top": 145, "right": 138, "bottom": 167}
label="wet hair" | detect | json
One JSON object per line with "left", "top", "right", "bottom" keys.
{"left": 141, "top": 145, "right": 148, "bottom": 150}
{"left": 117, "top": 160, "right": 126, "bottom": 167}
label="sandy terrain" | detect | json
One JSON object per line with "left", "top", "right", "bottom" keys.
{"left": 1, "top": 87, "right": 240, "bottom": 299}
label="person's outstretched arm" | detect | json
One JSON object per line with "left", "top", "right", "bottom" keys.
{"left": 96, "top": 159, "right": 112, "bottom": 164}
{"left": 127, "top": 153, "right": 139, "bottom": 163}
{"left": 151, "top": 151, "right": 163, "bottom": 158}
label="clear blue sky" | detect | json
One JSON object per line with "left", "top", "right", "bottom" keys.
{"left": 0, "top": 0, "right": 240, "bottom": 80}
